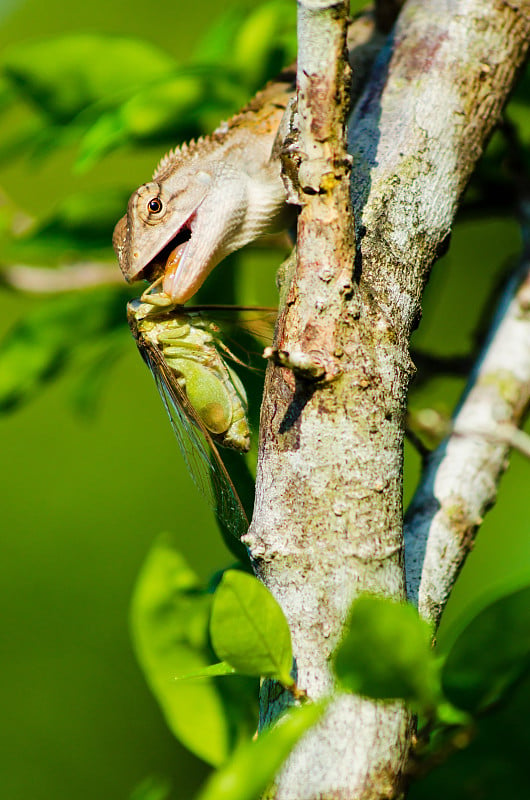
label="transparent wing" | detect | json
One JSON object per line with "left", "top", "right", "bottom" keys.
{"left": 187, "top": 306, "right": 277, "bottom": 370}
{"left": 137, "top": 335, "right": 248, "bottom": 540}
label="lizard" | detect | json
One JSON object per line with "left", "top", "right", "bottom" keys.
{"left": 112, "top": 11, "right": 383, "bottom": 305}
{"left": 112, "top": 67, "right": 296, "bottom": 305}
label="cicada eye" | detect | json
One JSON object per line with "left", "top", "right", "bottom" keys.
{"left": 147, "top": 197, "right": 163, "bottom": 214}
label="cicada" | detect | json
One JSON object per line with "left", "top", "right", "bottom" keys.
{"left": 127, "top": 296, "right": 274, "bottom": 539}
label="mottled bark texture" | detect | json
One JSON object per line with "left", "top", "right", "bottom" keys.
{"left": 405, "top": 260, "right": 530, "bottom": 626}
{"left": 244, "top": 1, "right": 530, "bottom": 798}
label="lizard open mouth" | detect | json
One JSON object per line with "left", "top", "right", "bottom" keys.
{"left": 141, "top": 220, "right": 194, "bottom": 284}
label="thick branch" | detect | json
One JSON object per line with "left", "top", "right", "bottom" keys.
{"left": 246, "top": 1, "right": 530, "bottom": 798}
{"left": 349, "top": 0, "right": 530, "bottom": 332}
{"left": 405, "top": 260, "right": 530, "bottom": 626}
{"left": 246, "top": 2, "right": 412, "bottom": 798}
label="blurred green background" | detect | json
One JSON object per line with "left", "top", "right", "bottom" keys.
{"left": 0, "top": 1, "right": 529, "bottom": 799}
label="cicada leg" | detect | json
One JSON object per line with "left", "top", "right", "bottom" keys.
{"left": 140, "top": 276, "right": 174, "bottom": 307}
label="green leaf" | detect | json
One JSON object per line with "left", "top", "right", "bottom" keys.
{"left": 3, "top": 34, "right": 176, "bottom": 122}
{"left": 70, "top": 329, "right": 128, "bottom": 418}
{"left": 176, "top": 661, "right": 237, "bottom": 681}
{"left": 441, "top": 585, "right": 530, "bottom": 713}
{"left": 230, "top": 1, "right": 297, "bottom": 90}
{"left": 193, "top": 7, "right": 248, "bottom": 64}
{"left": 210, "top": 571, "right": 293, "bottom": 686}
{"left": 333, "top": 595, "right": 441, "bottom": 711}
{"left": 196, "top": 702, "right": 325, "bottom": 800}
{"left": 130, "top": 538, "right": 258, "bottom": 766}
{"left": 130, "top": 535, "right": 231, "bottom": 766}
{"left": 76, "top": 69, "right": 245, "bottom": 170}
{"left": 0, "top": 288, "right": 126, "bottom": 412}
{"left": 77, "top": 72, "right": 208, "bottom": 169}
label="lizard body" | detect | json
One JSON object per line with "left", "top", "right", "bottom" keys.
{"left": 113, "top": 68, "right": 296, "bottom": 304}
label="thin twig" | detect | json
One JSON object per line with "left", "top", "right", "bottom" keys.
{"left": 0, "top": 262, "right": 123, "bottom": 292}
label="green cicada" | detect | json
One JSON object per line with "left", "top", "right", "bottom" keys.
{"left": 127, "top": 297, "right": 274, "bottom": 538}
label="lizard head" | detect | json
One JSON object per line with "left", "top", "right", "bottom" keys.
{"left": 113, "top": 163, "right": 217, "bottom": 302}
{"left": 114, "top": 149, "right": 285, "bottom": 305}
{"left": 115, "top": 147, "right": 266, "bottom": 304}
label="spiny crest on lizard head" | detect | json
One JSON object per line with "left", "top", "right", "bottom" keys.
{"left": 152, "top": 125, "right": 231, "bottom": 182}
{"left": 153, "top": 138, "right": 205, "bottom": 181}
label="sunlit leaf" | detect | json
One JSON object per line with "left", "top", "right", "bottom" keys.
{"left": 442, "top": 585, "right": 530, "bottom": 713}
{"left": 175, "top": 661, "right": 237, "bottom": 681}
{"left": 193, "top": 7, "right": 248, "bottom": 64}
{"left": 195, "top": 702, "right": 325, "bottom": 800}
{"left": 77, "top": 69, "right": 245, "bottom": 170}
{"left": 210, "top": 571, "right": 293, "bottom": 687}
{"left": 130, "top": 537, "right": 258, "bottom": 766}
{"left": 230, "top": 1, "right": 297, "bottom": 90}
{"left": 3, "top": 34, "right": 176, "bottom": 122}
{"left": 333, "top": 595, "right": 441, "bottom": 712}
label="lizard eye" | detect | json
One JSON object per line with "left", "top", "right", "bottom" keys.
{"left": 147, "top": 197, "right": 163, "bottom": 214}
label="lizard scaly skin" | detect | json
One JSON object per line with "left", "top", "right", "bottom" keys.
{"left": 113, "top": 67, "right": 296, "bottom": 304}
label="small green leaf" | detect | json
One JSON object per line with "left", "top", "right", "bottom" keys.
{"left": 210, "top": 571, "right": 293, "bottom": 686}
{"left": 70, "top": 329, "right": 128, "bottom": 418}
{"left": 193, "top": 7, "right": 247, "bottom": 64}
{"left": 196, "top": 702, "right": 325, "bottom": 800}
{"left": 230, "top": 1, "right": 297, "bottom": 90}
{"left": 441, "top": 585, "right": 530, "bottom": 713}
{"left": 333, "top": 595, "right": 440, "bottom": 711}
{"left": 77, "top": 72, "right": 206, "bottom": 168}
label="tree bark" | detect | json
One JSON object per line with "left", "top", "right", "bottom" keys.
{"left": 405, "top": 256, "right": 530, "bottom": 626}
{"left": 244, "top": 1, "right": 530, "bottom": 798}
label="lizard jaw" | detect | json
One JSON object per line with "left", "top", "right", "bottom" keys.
{"left": 134, "top": 215, "right": 195, "bottom": 291}
{"left": 161, "top": 209, "right": 217, "bottom": 304}
{"left": 161, "top": 223, "right": 196, "bottom": 303}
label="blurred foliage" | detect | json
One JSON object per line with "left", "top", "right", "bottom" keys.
{"left": 0, "top": 285, "right": 130, "bottom": 410}
{"left": 130, "top": 535, "right": 259, "bottom": 767}
{"left": 195, "top": 702, "right": 325, "bottom": 800}
{"left": 333, "top": 596, "right": 443, "bottom": 714}
{"left": 0, "top": 3, "right": 296, "bottom": 175}
{"left": 130, "top": 776, "right": 172, "bottom": 800}
{"left": 1, "top": 0, "right": 530, "bottom": 799}
{"left": 330, "top": 590, "right": 530, "bottom": 787}
{"left": 441, "top": 585, "right": 530, "bottom": 714}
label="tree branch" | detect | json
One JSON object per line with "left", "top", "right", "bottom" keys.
{"left": 246, "top": 0, "right": 530, "bottom": 798}
{"left": 349, "top": 0, "right": 530, "bottom": 332}
{"left": 0, "top": 262, "right": 121, "bottom": 292}
{"left": 405, "top": 253, "right": 530, "bottom": 626}
{"left": 246, "top": 1, "right": 413, "bottom": 798}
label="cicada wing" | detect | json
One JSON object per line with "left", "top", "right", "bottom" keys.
{"left": 186, "top": 307, "right": 277, "bottom": 371}
{"left": 139, "top": 338, "right": 248, "bottom": 540}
